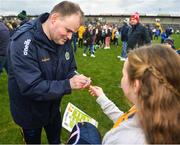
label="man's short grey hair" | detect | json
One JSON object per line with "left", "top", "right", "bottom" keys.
{"left": 51, "top": 1, "right": 84, "bottom": 23}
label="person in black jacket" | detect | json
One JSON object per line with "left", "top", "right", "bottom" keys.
{"left": 117, "top": 19, "right": 130, "bottom": 60}
{"left": 127, "top": 12, "right": 150, "bottom": 53}
{"left": 8, "top": 1, "right": 91, "bottom": 144}
{"left": 0, "top": 21, "right": 10, "bottom": 76}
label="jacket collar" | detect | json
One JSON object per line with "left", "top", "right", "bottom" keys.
{"left": 33, "top": 13, "right": 60, "bottom": 53}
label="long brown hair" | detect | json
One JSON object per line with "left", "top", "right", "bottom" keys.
{"left": 128, "top": 44, "right": 180, "bottom": 143}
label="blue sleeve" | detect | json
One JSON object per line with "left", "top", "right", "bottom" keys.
{"left": 9, "top": 38, "right": 72, "bottom": 101}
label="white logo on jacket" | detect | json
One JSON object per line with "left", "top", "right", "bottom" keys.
{"left": 23, "top": 39, "right": 31, "bottom": 55}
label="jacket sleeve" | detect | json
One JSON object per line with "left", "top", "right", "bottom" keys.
{"left": 9, "top": 38, "right": 72, "bottom": 101}
{"left": 96, "top": 94, "right": 124, "bottom": 123}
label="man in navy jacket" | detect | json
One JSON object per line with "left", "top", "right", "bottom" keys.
{"left": 8, "top": 1, "right": 90, "bottom": 144}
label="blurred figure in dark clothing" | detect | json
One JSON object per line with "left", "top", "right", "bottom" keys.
{"left": 117, "top": 19, "right": 130, "bottom": 60}
{"left": 0, "top": 21, "right": 10, "bottom": 76}
{"left": 146, "top": 24, "right": 153, "bottom": 42}
{"left": 127, "top": 12, "right": 150, "bottom": 53}
{"left": 17, "top": 10, "right": 29, "bottom": 26}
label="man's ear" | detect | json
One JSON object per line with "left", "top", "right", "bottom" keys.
{"left": 133, "top": 79, "right": 141, "bottom": 94}
{"left": 50, "top": 13, "right": 59, "bottom": 24}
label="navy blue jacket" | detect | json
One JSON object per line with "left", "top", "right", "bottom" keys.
{"left": 8, "top": 13, "right": 77, "bottom": 129}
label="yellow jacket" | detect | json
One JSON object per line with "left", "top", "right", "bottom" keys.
{"left": 78, "top": 25, "right": 86, "bottom": 39}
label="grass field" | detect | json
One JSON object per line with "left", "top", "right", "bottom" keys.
{"left": 0, "top": 34, "right": 179, "bottom": 143}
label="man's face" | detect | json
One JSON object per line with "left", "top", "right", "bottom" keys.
{"left": 130, "top": 18, "right": 138, "bottom": 26}
{"left": 49, "top": 13, "right": 81, "bottom": 45}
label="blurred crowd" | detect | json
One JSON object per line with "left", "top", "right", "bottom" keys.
{"left": 0, "top": 10, "right": 179, "bottom": 77}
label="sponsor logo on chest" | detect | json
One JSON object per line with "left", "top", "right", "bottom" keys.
{"left": 23, "top": 39, "right": 31, "bottom": 55}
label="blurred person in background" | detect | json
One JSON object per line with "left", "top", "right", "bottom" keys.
{"left": 0, "top": 21, "right": 10, "bottom": 77}
{"left": 127, "top": 12, "right": 150, "bottom": 53}
{"left": 78, "top": 25, "right": 85, "bottom": 48}
{"left": 17, "top": 10, "right": 29, "bottom": 26}
{"left": 104, "top": 24, "right": 111, "bottom": 49}
{"left": 117, "top": 19, "right": 130, "bottom": 61}
{"left": 113, "top": 27, "right": 120, "bottom": 47}
{"left": 146, "top": 24, "right": 153, "bottom": 42}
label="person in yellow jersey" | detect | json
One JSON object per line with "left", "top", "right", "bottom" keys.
{"left": 111, "top": 26, "right": 115, "bottom": 44}
{"left": 78, "top": 25, "right": 85, "bottom": 48}
{"left": 89, "top": 44, "right": 180, "bottom": 144}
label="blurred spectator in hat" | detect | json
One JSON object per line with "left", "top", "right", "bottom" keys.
{"left": 17, "top": 10, "right": 29, "bottom": 26}
{"left": 127, "top": 12, "right": 150, "bottom": 53}
{"left": 163, "top": 37, "right": 175, "bottom": 49}
{"left": 83, "top": 24, "right": 95, "bottom": 57}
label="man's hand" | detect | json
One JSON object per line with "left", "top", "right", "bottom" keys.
{"left": 70, "top": 74, "right": 91, "bottom": 90}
